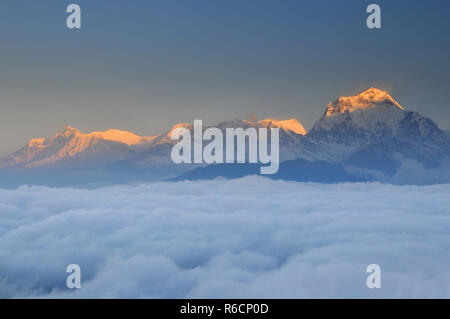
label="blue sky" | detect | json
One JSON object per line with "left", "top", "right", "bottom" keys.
{"left": 1, "top": 0, "right": 450, "bottom": 155}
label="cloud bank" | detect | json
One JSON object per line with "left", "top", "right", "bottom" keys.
{"left": 0, "top": 177, "right": 449, "bottom": 298}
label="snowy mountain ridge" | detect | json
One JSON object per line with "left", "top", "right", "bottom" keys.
{"left": 1, "top": 88, "right": 449, "bottom": 186}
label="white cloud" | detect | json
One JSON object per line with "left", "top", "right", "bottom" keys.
{"left": 0, "top": 177, "right": 449, "bottom": 298}
{"left": 390, "top": 158, "right": 450, "bottom": 185}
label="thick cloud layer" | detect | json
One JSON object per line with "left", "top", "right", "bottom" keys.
{"left": 0, "top": 177, "right": 449, "bottom": 298}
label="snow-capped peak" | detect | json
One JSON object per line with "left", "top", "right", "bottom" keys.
{"left": 60, "top": 126, "right": 80, "bottom": 136}
{"left": 0, "top": 127, "right": 159, "bottom": 169}
{"left": 310, "top": 88, "right": 410, "bottom": 137}
{"left": 305, "top": 87, "right": 450, "bottom": 165}
{"left": 171, "top": 123, "right": 193, "bottom": 129}
{"left": 167, "top": 123, "right": 193, "bottom": 136}
{"left": 325, "top": 88, "right": 405, "bottom": 116}
{"left": 86, "top": 129, "right": 156, "bottom": 145}
{"left": 258, "top": 118, "right": 307, "bottom": 135}
{"left": 27, "top": 127, "right": 156, "bottom": 148}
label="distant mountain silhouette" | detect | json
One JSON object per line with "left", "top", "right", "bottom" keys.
{"left": 173, "top": 158, "right": 363, "bottom": 183}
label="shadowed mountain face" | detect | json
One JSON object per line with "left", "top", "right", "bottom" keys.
{"left": 1, "top": 88, "right": 450, "bottom": 187}
{"left": 172, "top": 159, "right": 363, "bottom": 183}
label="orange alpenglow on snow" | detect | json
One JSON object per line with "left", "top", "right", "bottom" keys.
{"left": 28, "top": 126, "right": 158, "bottom": 147}
{"left": 258, "top": 118, "right": 307, "bottom": 135}
{"left": 86, "top": 129, "right": 157, "bottom": 145}
{"left": 325, "top": 87, "right": 405, "bottom": 116}
{"left": 166, "top": 123, "right": 193, "bottom": 137}
{"left": 10, "top": 127, "right": 159, "bottom": 167}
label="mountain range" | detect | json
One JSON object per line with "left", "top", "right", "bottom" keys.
{"left": 1, "top": 88, "right": 449, "bottom": 187}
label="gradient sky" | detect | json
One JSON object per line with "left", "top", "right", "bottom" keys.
{"left": 1, "top": 0, "right": 450, "bottom": 156}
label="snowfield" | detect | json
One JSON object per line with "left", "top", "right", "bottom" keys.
{"left": 0, "top": 177, "right": 449, "bottom": 298}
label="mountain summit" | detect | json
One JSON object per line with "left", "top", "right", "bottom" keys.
{"left": 324, "top": 88, "right": 405, "bottom": 116}
{"left": 306, "top": 87, "right": 449, "bottom": 165}
{"left": 310, "top": 88, "right": 408, "bottom": 136}
{"left": 257, "top": 118, "right": 307, "bottom": 135}
{"left": 0, "top": 127, "right": 158, "bottom": 169}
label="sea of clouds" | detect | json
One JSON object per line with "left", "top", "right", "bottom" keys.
{"left": 0, "top": 176, "right": 449, "bottom": 298}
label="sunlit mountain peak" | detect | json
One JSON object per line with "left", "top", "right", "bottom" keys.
{"left": 258, "top": 118, "right": 307, "bottom": 135}
{"left": 86, "top": 129, "right": 157, "bottom": 146}
{"left": 325, "top": 87, "right": 405, "bottom": 116}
